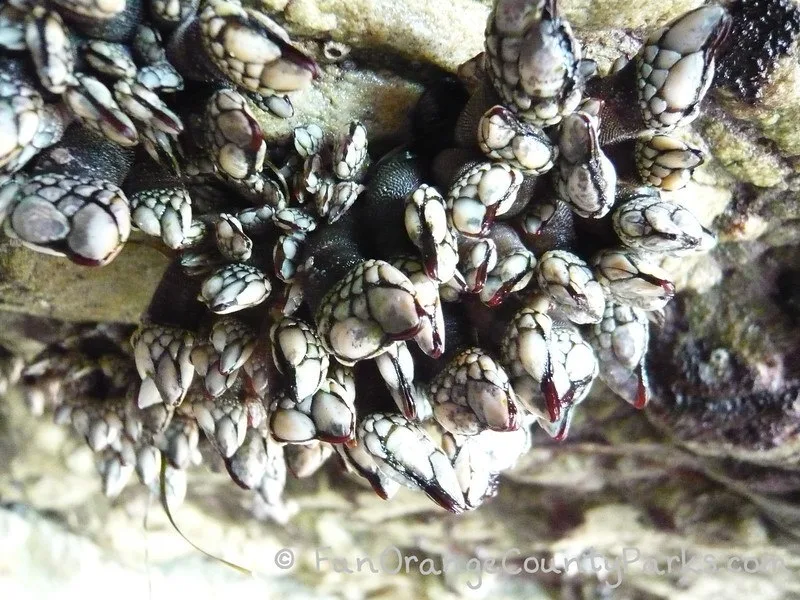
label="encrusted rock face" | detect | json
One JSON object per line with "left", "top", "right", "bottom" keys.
{"left": 3, "top": 0, "right": 800, "bottom": 598}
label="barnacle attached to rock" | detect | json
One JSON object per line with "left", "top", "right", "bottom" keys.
{"left": 636, "top": 5, "right": 731, "bottom": 131}
{"left": 0, "top": 0, "right": 320, "bottom": 268}
{"left": 3, "top": 0, "right": 738, "bottom": 518}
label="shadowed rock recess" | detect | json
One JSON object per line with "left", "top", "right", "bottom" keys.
{"left": 2, "top": 0, "right": 800, "bottom": 598}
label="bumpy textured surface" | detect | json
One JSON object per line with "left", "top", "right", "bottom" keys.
{"left": 714, "top": 0, "right": 800, "bottom": 101}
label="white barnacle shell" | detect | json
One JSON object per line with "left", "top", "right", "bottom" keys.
{"left": 612, "top": 188, "right": 716, "bottom": 255}
{"left": 82, "top": 40, "right": 138, "bottom": 80}
{"left": 293, "top": 123, "right": 324, "bottom": 158}
{"left": 635, "top": 134, "right": 704, "bottom": 191}
{"left": 447, "top": 161, "right": 523, "bottom": 237}
{"left": 556, "top": 109, "right": 616, "bottom": 219}
{"left": 358, "top": 412, "right": 465, "bottom": 512}
{"left": 130, "top": 186, "right": 192, "bottom": 249}
{"left": 525, "top": 323, "right": 598, "bottom": 437}
{"left": 478, "top": 105, "right": 557, "bottom": 174}
{"left": 404, "top": 184, "right": 459, "bottom": 283}
{"left": 113, "top": 79, "right": 184, "bottom": 136}
{"left": 192, "top": 391, "right": 250, "bottom": 458}
{"left": 270, "top": 316, "right": 329, "bottom": 401}
{"left": 198, "top": 0, "right": 317, "bottom": 97}
{"left": 315, "top": 259, "right": 423, "bottom": 365}
{"left": 130, "top": 324, "right": 195, "bottom": 409}
{"left": 210, "top": 316, "right": 258, "bottom": 374}
{"left": 6, "top": 173, "right": 131, "bottom": 266}
{"left": 390, "top": 255, "right": 445, "bottom": 359}
{"left": 480, "top": 248, "right": 537, "bottom": 306}
{"left": 500, "top": 295, "right": 554, "bottom": 414}
{"left": 226, "top": 427, "right": 268, "bottom": 490}
{"left": 199, "top": 263, "right": 271, "bottom": 314}
{"left": 0, "top": 73, "right": 44, "bottom": 174}
{"left": 374, "top": 341, "right": 419, "bottom": 419}
{"left": 269, "top": 381, "right": 355, "bottom": 445}
{"left": 636, "top": 5, "right": 730, "bottom": 131}
{"left": 63, "top": 75, "right": 139, "bottom": 147}
{"left": 537, "top": 249, "right": 605, "bottom": 324}
{"left": 430, "top": 347, "right": 519, "bottom": 436}
{"left": 333, "top": 120, "right": 369, "bottom": 181}
{"left": 204, "top": 87, "right": 265, "bottom": 180}
{"left": 457, "top": 236, "right": 498, "bottom": 293}
{"left": 588, "top": 302, "right": 650, "bottom": 408}
{"left": 441, "top": 432, "right": 496, "bottom": 510}
{"left": 592, "top": 248, "right": 675, "bottom": 311}
{"left": 285, "top": 441, "right": 334, "bottom": 479}
{"left": 25, "top": 6, "right": 74, "bottom": 94}
{"left": 215, "top": 213, "right": 252, "bottom": 261}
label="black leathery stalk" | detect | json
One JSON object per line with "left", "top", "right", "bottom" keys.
{"left": 298, "top": 211, "right": 363, "bottom": 315}
{"left": 31, "top": 125, "right": 135, "bottom": 183}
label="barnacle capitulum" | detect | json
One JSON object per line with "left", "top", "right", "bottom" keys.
{"left": 82, "top": 40, "right": 138, "bottom": 81}
{"left": 588, "top": 302, "right": 650, "bottom": 409}
{"left": 477, "top": 105, "right": 557, "bottom": 174}
{"left": 447, "top": 161, "right": 523, "bottom": 237}
{"left": 160, "top": 412, "right": 201, "bottom": 470}
{"left": 335, "top": 438, "right": 401, "bottom": 501}
{"left": 535, "top": 323, "right": 598, "bottom": 437}
{"left": 285, "top": 440, "right": 333, "bottom": 479}
{"left": 269, "top": 379, "right": 355, "bottom": 444}
{"left": 192, "top": 391, "right": 249, "bottom": 457}
{"left": 592, "top": 248, "right": 675, "bottom": 311}
{"left": 484, "top": 0, "right": 593, "bottom": 126}
{"left": 4, "top": 173, "right": 131, "bottom": 266}
{"left": 480, "top": 222, "right": 536, "bottom": 306}
{"left": 441, "top": 431, "right": 497, "bottom": 510}
{"left": 556, "top": 107, "right": 616, "bottom": 219}
{"left": 358, "top": 412, "right": 465, "bottom": 513}
{"left": 214, "top": 213, "right": 252, "bottom": 262}
{"left": 373, "top": 341, "right": 419, "bottom": 419}
{"left": 270, "top": 317, "right": 329, "bottom": 402}
{"left": 313, "top": 259, "right": 425, "bottom": 365}
{"left": 456, "top": 235, "right": 497, "bottom": 294}
{"left": 25, "top": 6, "right": 75, "bottom": 95}
{"left": 404, "top": 184, "right": 459, "bottom": 284}
{"left": 612, "top": 188, "right": 717, "bottom": 255}
{"left": 0, "top": 64, "right": 47, "bottom": 174}
{"left": 210, "top": 316, "right": 257, "bottom": 374}
{"left": 64, "top": 75, "right": 141, "bottom": 147}
{"left": 500, "top": 295, "right": 557, "bottom": 417}
{"left": 204, "top": 87, "right": 266, "bottom": 184}
{"left": 333, "top": 120, "right": 369, "bottom": 181}
{"left": 199, "top": 263, "right": 271, "bottom": 314}
{"left": 390, "top": 255, "right": 445, "bottom": 359}
{"left": 636, "top": 5, "right": 731, "bottom": 131}
{"left": 197, "top": 0, "right": 318, "bottom": 97}
{"left": 226, "top": 427, "right": 269, "bottom": 490}
{"left": 536, "top": 249, "right": 605, "bottom": 324}
{"left": 430, "top": 347, "right": 519, "bottom": 436}
{"left": 517, "top": 196, "right": 575, "bottom": 255}
{"left": 130, "top": 185, "right": 193, "bottom": 249}
{"left": 635, "top": 134, "right": 704, "bottom": 191}
{"left": 191, "top": 340, "right": 240, "bottom": 397}
{"left": 131, "top": 324, "right": 195, "bottom": 408}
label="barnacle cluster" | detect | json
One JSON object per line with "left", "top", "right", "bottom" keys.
{"left": 0, "top": 0, "right": 733, "bottom": 515}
